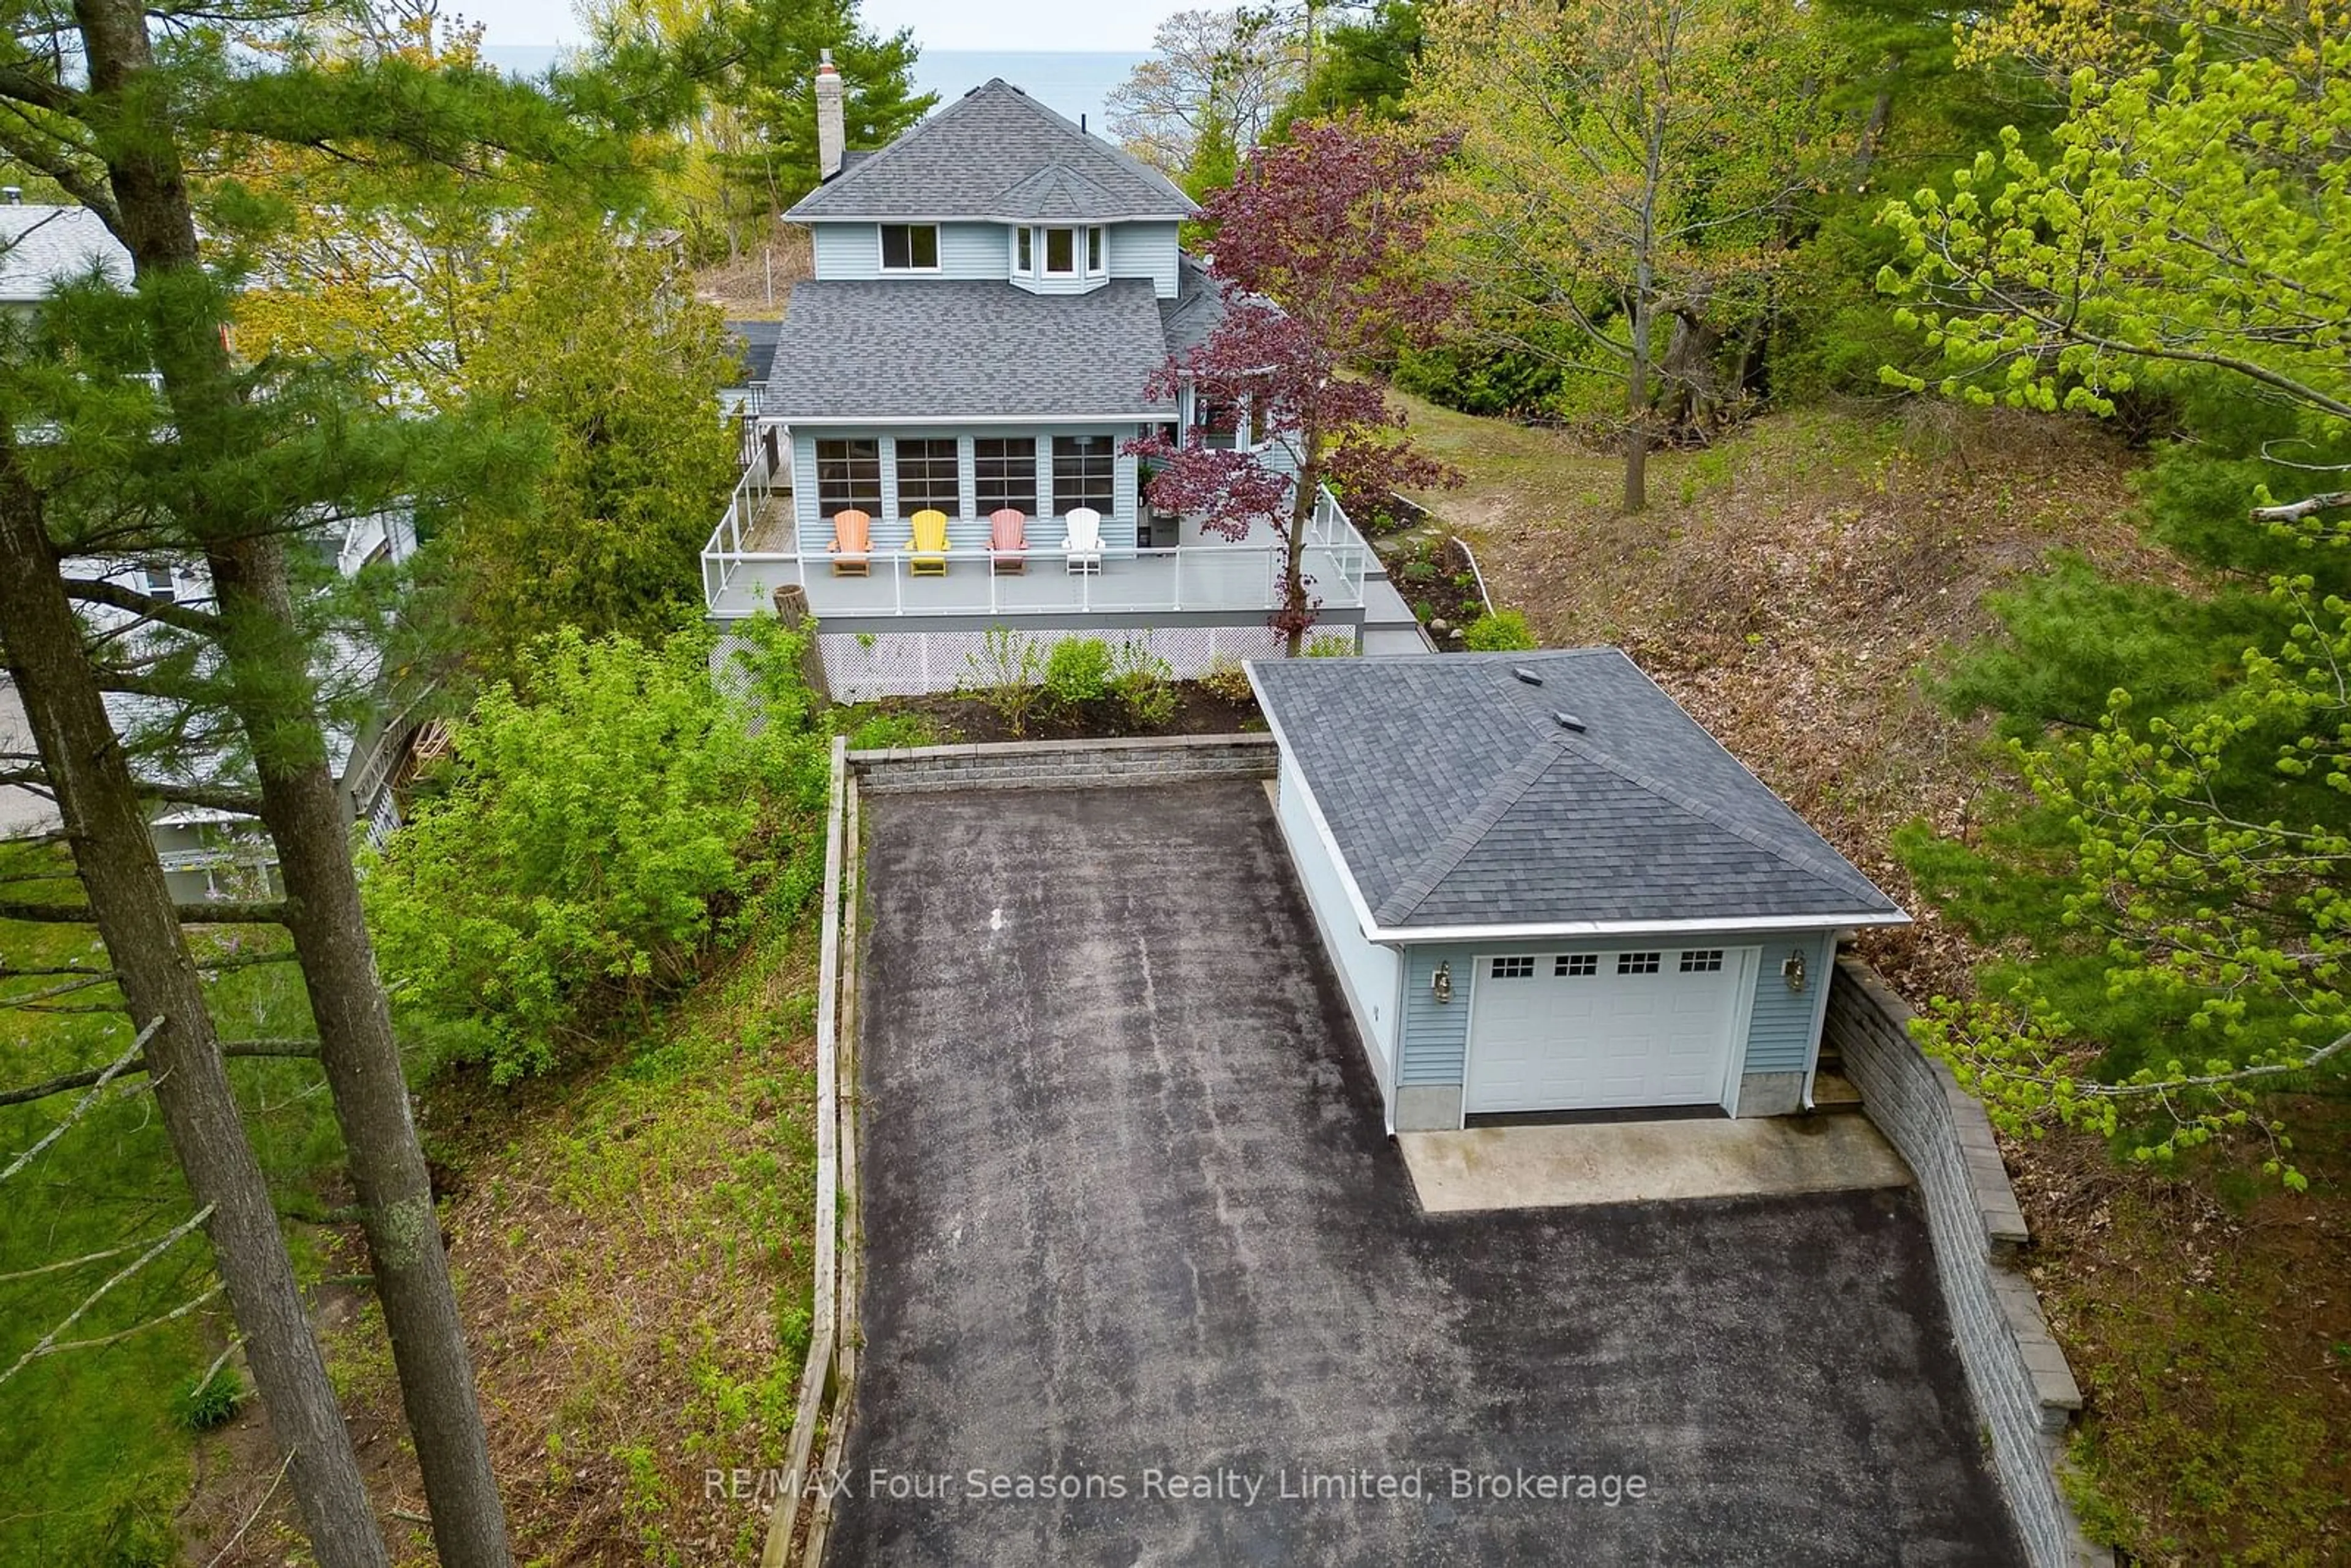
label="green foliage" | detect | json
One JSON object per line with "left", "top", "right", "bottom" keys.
{"left": 1464, "top": 609, "right": 1538, "bottom": 651}
{"left": 1196, "top": 657, "right": 1258, "bottom": 706}
{"left": 1109, "top": 642, "right": 1179, "bottom": 731}
{"left": 364, "top": 619, "right": 828, "bottom": 1082}
{"left": 443, "top": 221, "right": 740, "bottom": 668}
{"left": 1272, "top": 0, "right": 1424, "bottom": 132}
{"left": 959, "top": 626, "right": 1048, "bottom": 735}
{"left": 174, "top": 1366, "right": 245, "bottom": 1432}
{"left": 1043, "top": 636, "right": 1112, "bottom": 711}
{"left": 1877, "top": 24, "right": 2350, "bottom": 443}
{"left": 0, "top": 907, "right": 329, "bottom": 1564}
{"left": 2056, "top": 1188, "right": 2347, "bottom": 1563}
{"left": 1304, "top": 632, "right": 1358, "bottom": 658}
{"left": 1907, "top": 577, "right": 2351, "bottom": 1185}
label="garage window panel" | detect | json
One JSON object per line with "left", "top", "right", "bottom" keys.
{"left": 1490, "top": 956, "right": 1535, "bottom": 980}
{"left": 1616, "top": 951, "right": 1661, "bottom": 975}
{"left": 1554, "top": 954, "right": 1597, "bottom": 977}
{"left": 1678, "top": 949, "right": 1725, "bottom": 973}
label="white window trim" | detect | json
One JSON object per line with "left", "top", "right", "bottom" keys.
{"left": 1042, "top": 225, "right": 1079, "bottom": 277}
{"left": 877, "top": 222, "right": 942, "bottom": 274}
{"left": 1010, "top": 225, "right": 1032, "bottom": 276}
{"left": 1086, "top": 225, "right": 1106, "bottom": 277}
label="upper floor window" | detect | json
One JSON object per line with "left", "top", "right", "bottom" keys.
{"left": 816, "top": 438, "right": 882, "bottom": 517}
{"left": 1194, "top": 397, "right": 1242, "bottom": 451}
{"left": 1013, "top": 227, "right": 1033, "bottom": 275}
{"left": 879, "top": 224, "right": 939, "bottom": 271}
{"left": 1040, "top": 227, "right": 1108, "bottom": 279}
{"left": 894, "top": 438, "right": 960, "bottom": 517}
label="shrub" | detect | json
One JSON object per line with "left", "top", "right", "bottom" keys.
{"left": 1304, "top": 633, "right": 1357, "bottom": 658}
{"left": 364, "top": 618, "right": 829, "bottom": 1083}
{"left": 175, "top": 1367, "right": 244, "bottom": 1433}
{"left": 959, "top": 626, "right": 1048, "bottom": 735}
{"left": 1464, "top": 610, "right": 1538, "bottom": 651}
{"left": 1109, "top": 642, "right": 1178, "bottom": 731}
{"left": 1196, "top": 658, "right": 1258, "bottom": 705}
{"left": 1044, "top": 636, "right": 1112, "bottom": 711}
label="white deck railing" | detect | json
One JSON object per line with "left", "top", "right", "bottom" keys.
{"left": 700, "top": 475, "right": 1378, "bottom": 623}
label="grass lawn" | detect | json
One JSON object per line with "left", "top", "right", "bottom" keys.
{"left": 180, "top": 901, "right": 824, "bottom": 1567}
{"left": 1394, "top": 392, "right": 2351, "bottom": 1564}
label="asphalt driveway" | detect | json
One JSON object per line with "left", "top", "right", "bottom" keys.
{"left": 830, "top": 779, "right": 2019, "bottom": 1566}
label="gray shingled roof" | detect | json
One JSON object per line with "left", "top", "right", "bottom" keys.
{"left": 762, "top": 278, "right": 1174, "bottom": 421}
{"left": 725, "top": 318, "right": 781, "bottom": 384}
{"left": 0, "top": 204, "right": 130, "bottom": 302}
{"left": 1252, "top": 651, "right": 1905, "bottom": 932}
{"left": 1158, "top": 253, "right": 1228, "bottom": 360}
{"left": 786, "top": 79, "right": 1194, "bottom": 223}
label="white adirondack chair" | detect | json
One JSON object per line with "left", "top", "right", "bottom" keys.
{"left": 1063, "top": 506, "right": 1104, "bottom": 575}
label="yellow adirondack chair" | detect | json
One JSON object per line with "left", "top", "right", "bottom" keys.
{"left": 909, "top": 509, "right": 950, "bottom": 577}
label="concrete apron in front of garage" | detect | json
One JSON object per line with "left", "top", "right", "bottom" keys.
{"left": 1400, "top": 1113, "right": 1913, "bottom": 1213}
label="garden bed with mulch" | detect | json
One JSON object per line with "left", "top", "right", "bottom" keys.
{"left": 1378, "top": 532, "right": 1490, "bottom": 636}
{"left": 863, "top": 680, "right": 1262, "bottom": 746}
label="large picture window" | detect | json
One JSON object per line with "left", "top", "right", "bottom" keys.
{"left": 816, "top": 438, "right": 882, "bottom": 517}
{"left": 1052, "top": 435, "right": 1116, "bottom": 515}
{"left": 879, "top": 223, "right": 940, "bottom": 271}
{"left": 974, "top": 437, "right": 1037, "bottom": 516}
{"left": 1044, "top": 226, "right": 1076, "bottom": 276}
{"left": 894, "top": 438, "right": 961, "bottom": 517}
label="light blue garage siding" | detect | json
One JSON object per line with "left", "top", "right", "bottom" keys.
{"left": 1395, "top": 929, "right": 1839, "bottom": 1088}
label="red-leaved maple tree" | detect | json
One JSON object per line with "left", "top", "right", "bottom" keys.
{"left": 1130, "top": 116, "right": 1462, "bottom": 654}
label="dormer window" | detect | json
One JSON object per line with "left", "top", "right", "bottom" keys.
{"left": 879, "top": 223, "right": 939, "bottom": 271}
{"left": 1013, "top": 227, "right": 1033, "bottom": 275}
{"left": 1040, "top": 226, "right": 1108, "bottom": 279}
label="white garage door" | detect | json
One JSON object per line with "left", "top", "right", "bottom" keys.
{"left": 1463, "top": 947, "right": 1752, "bottom": 1114}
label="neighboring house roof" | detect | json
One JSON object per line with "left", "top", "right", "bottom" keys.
{"left": 725, "top": 318, "right": 782, "bottom": 385}
{"left": 1159, "top": 253, "right": 1228, "bottom": 361}
{"left": 785, "top": 78, "right": 1195, "bottom": 223}
{"left": 0, "top": 204, "right": 130, "bottom": 303}
{"left": 1252, "top": 650, "right": 1906, "bottom": 936}
{"left": 762, "top": 278, "right": 1176, "bottom": 422}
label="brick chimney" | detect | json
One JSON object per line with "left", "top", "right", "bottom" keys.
{"left": 815, "top": 48, "right": 844, "bottom": 182}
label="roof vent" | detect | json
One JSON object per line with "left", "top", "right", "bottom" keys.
{"left": 1553, "top": 711, "right": 1587, "bottom": 733}
{"left": 1511, "top": 667, "right": 1542, "bottom": 686}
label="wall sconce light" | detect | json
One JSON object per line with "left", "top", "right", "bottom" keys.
{"left": 1782, "top": 949, "right": 1808, "bottom": 994}
{"left": 1431, "top": 961, "right": 1454, "bottom": 1004}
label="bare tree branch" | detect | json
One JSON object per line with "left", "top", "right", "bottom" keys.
{"left": 2249, "top": 490, "right": 2351, "bottom": 524}
{"left": 0, "top": 1018, "right": 159, "bottom": 1181}
{"left": 0, "top": 1038, "right": 323, "bottom": 1110}
{"left": 0, "top": 896, "right": 287, "bottom": 925}
{"left": 63, "top": 577, "right": 223, "bottom": 637}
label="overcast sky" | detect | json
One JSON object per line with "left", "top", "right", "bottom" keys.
{"left": 454, "top": 0, "right": 1164, "bottom": 50}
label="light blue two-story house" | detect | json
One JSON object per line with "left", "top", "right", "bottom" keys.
{"left": 700, "top": 66, "right": 1422, "bottom": 699}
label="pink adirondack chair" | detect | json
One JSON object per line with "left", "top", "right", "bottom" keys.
{"left": 828, "top": 509, "right": 872, "bottom": 576}
{"left": 989, "top": 508, "right": 1029, "bottom": 574}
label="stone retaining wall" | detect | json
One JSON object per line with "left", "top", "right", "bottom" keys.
{"left": 850, "top": 733, "right": 1278, "bottom": 793}
{"left": 1827, "top": 958, "right": 2107, "bottom": 1568}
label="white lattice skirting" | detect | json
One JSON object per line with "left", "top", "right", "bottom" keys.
{"left": 811, "top": 625, "right": 1332, "bottom": 702}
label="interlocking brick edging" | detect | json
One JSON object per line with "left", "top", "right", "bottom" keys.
{"left": 850, "top": 732, "right": 1277, "bottom": 793}
{"left": 1826, "top": 958, "right": 2109, "bottom": 1568}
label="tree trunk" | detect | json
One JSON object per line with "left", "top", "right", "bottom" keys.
{"left": 70, "top": 2, "right": 512, "bottom": 1562}
{"left": 1283, "top": 433, "right": 1322, "bottom": 657}
{"left": 0, "top": 440, "right": 391, "bottom": 1568}
{"left": 1624, "top": 94, "right": 1670, "bottom": 515}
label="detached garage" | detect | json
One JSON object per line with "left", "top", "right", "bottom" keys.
{"left": 1250, "top": 650, "right": 1907, "bottom": 1132}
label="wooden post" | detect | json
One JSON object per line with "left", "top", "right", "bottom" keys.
{"left": 773, "top": 583, "right": 833, "bottom": 706}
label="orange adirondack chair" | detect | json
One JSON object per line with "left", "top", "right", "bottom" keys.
{"left": 989, "top": 508, "right": 1029, "bottom": 574}
{"left": 909, "top": 509, "right": 951, "bottom": 576}
{"left": 828, "top": 509, "right": 872, "bottom": 576}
